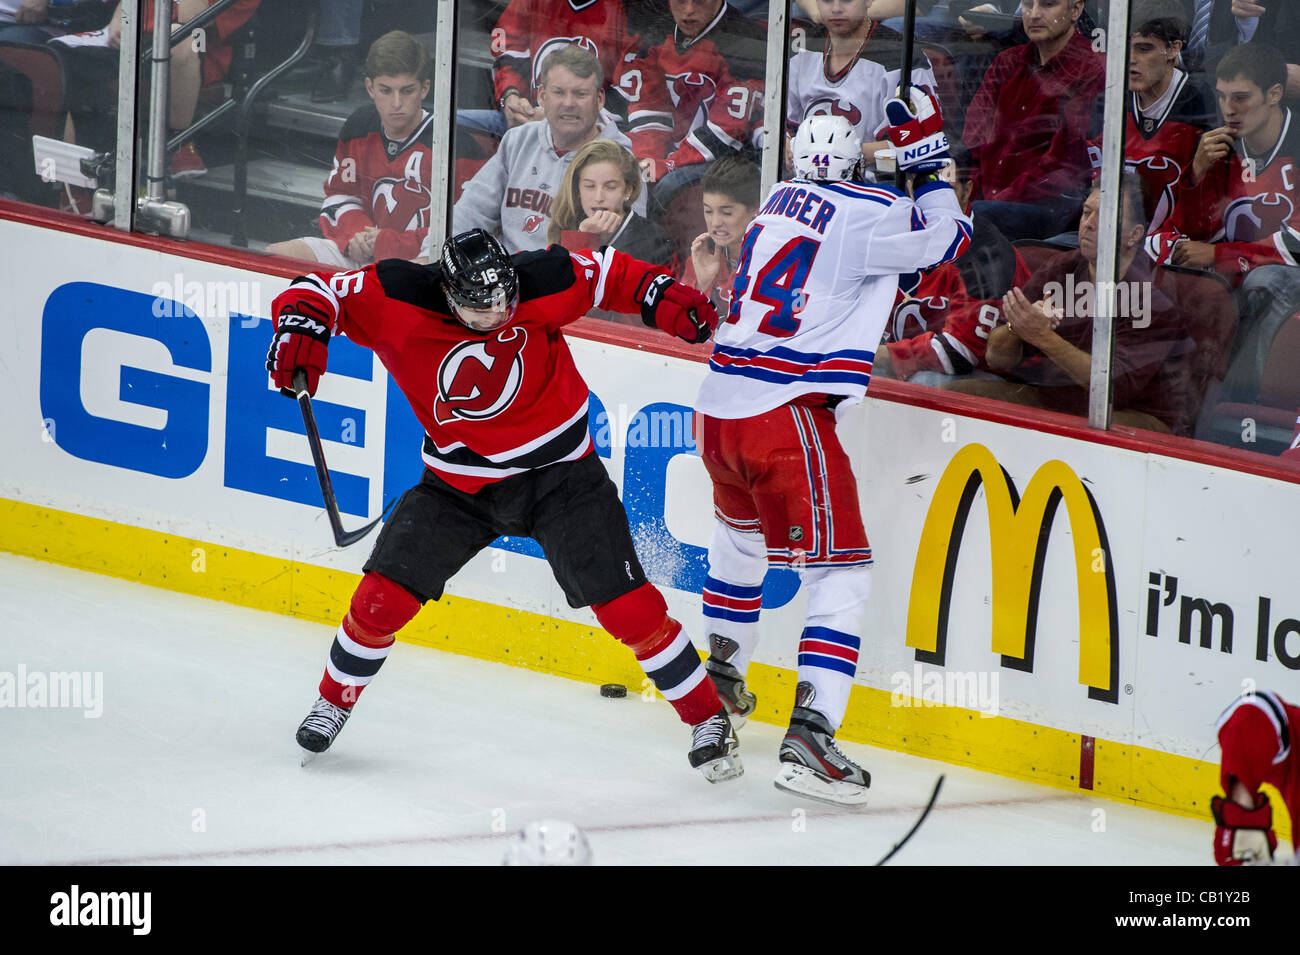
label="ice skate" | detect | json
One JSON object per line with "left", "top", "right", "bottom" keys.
{"left": 705, "top": 633, "right": 756, "bottom": 728}
{"left": 773, "top": 684, "right": 870, "bottom": 806}
{"left": 296, "top": 695, "right": 351, "bottom": 756}
{"left": 689, "top": 708, "right": 743, "bottom": 782}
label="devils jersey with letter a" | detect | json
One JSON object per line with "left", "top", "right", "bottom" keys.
{"left": 280, "top": 247, "right": 667, "bottom": 492}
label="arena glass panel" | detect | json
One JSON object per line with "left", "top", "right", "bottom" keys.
{"left": 0, "top": 0, "right": 142, "bottom": 223}
{"left": 1108, "top": 0, "right": 1300, "bottom": 471}
{"left": 448, "top": 0, "right": 779, "bottom": 327}
{"left": 122, "top": 0, "right": 438, "bottom": 265}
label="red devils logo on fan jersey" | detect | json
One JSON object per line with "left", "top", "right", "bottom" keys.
{"left": 530, "top": 35, "right": 600, "bottom": 89}
{"left": 433, "top": 327, "right": 528, "bottom": 425}
{"left": 1224, "top": 192, "right": 1295, "bottom": 243}
{"left": 666, "top": 72, "right": 717, "bottom": 109}
{"left": 807, "top": 97, "right": 862, "bottom": 129}
{"left": 523, "top": 214, "right": 545, "bottom": 233}
{"left": 1127, "top": 154, "right": 1182, "bottom": 231}
{"left": 372, "top": 176, "right": 432, "bottom": 231}
{"left": 890, "top": 295, "right": 949, "bottom": 342}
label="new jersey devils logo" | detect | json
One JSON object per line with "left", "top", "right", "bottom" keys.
{"left": 531, "top": 35, "right": 600, "bottom": 88}
{"left": 890, "top": 295, "right": 949, "bottom": 342}
{"left": 523, "top": 214, "right": 545, "bottom": 233}
{"left": 1224, "top": 192, "right": 1295, "bottom": 242}
{"left": 1127, "top": 154, "right": 1182, "bottom": 231}
{"left": 666, "top": 71, "right": 717, "bottom": 109}
{"left": 433, "top": 327, "right": 528, "bottom": 425}
{"left": 807, "top": 97, "right": 862, "bottom": 129}
{"left": 373, "top": 176, "right": 432, "bottom": 231}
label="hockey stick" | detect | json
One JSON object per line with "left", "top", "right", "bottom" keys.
{"left": 874, "top": 774, "right": 944, "bottom": 865}
{"left": 894, "top": 0, "right": 919, "bottom": 191}
{"left": 292, "top": 369, "right": 392, "bottom": 548}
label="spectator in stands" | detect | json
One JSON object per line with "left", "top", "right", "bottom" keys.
{"left": 266, "top": 31, "right": 433, "bottom": 267}
{"left": 309, "top": 0, "right": 363, "bottom": 103}
{"left": 874, "top": 140, "right": 1029, "bottom": 384}
{"left": 0, "top": 0, "right": 92, "bottom": 43}
{"left": 1147, "top": 44, "right": 1300, "bottom": 285}
{"left": 1180, "top": 0, "right": 1300, "bottom": 92}
{"left": 619, "top": 0, "right": 766, "bottom": 196}
{"left": 1116, "top": 1, "right": 1213, "bottom": 233}
{"left": 948, "top": 175, "right": 1196, "bottom": 435}
{"left": 684, "top": 154, "right": 760, "bottom": 313}
{"left": 52, "top": 0, "right": 258, "bottom": 182}
{"left": 786, "top": 0, "right": 938, "bottom": 179}
{"left": 547, "top": 137, "right": 675, "bottom": 267}
{"left": 462, "top": 0, "right": 630, "bottom": 136}
{"left": 961, "top": 0, "right": 1105, "bottom": 241}
{"left": 450, "top": 44, "right": 643, "bottom": 254}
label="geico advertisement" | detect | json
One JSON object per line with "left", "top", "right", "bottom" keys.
{"left": 0, "top": 222, "right": 808, "bottom": 635}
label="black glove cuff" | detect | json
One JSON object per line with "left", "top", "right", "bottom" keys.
{"left": 277, "top": 306, "right": 333, "bottom": 344}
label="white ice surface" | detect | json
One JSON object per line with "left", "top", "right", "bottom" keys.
{"left": 0, "top": 553, "right": 1214, "bottom": 866}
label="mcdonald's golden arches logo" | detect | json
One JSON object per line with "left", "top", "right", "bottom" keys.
{"left": 906, "top": 443, "right": 1119, "bottom": 703}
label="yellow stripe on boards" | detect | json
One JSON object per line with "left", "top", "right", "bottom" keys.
{"left": 3, "top": 495, "right": 1280, "bottom": 843}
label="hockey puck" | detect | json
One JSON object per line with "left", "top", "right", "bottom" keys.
{"left": 599, "top": 683, "right": 628, "bottom": 699}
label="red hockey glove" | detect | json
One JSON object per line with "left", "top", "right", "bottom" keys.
{"left": 885, "top": 88, "right": 949, "bottom": 174}
{"left": 637, "top": 272, "right": 718, "bottom": 344}
{"left": 266, "top": 293, "right": 333, "bottom": 397}
{"left": 1211, "top": 793, "right": 1277, "bottom": 866}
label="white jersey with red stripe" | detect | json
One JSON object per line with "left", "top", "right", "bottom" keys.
{"left": 695, "top": 175, "right": 972, "bottom": 419}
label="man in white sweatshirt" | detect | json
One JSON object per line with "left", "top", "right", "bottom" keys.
{"left": 448, "top": 43, "right": 645, "bottom": 254}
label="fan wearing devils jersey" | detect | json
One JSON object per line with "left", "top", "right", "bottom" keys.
{"left": 618, "top": 0, "right": 767, "bottom": 180}
{"left": 1212, "top": 691, "right": 1299, "bottom": 865}
{"left": 694, "top": 104, "right": 970, "bottom": 806}
{"left": 876, "top": 142, "right": 1028, "bottom": 382}
{"left": 267, "top": 32, "right": 433, "bottom": 267}
{"left": 1146, "top": 44, "right": 1300, "bottom": 281}
{"left": 266, "top": 231, "right": 747, "bottom": 782}
{"left": 490, "top": 0, "right": 631, "bottom": 128}
{"left": 786, "top": 0, "right": 938, "bottom": 182}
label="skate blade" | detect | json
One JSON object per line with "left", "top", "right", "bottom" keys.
{"left": 698, "top": 752, "right": 744, "bottom": 783}
{"left": 773, "top": 763, "right": 870, "bottom": 806}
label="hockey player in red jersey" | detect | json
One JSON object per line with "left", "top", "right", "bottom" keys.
{"left": 1212, "top": 690, "right": 1299, "bottom": 865}
{"left": 266, "top": 230, "right": 744, "bottom": 782}
{"left": 694, "top": 97, "right": 971, "bottom": 806}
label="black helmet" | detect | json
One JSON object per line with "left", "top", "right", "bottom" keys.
{"left": 440, "top": 229, "right": 519, "bottom": 331}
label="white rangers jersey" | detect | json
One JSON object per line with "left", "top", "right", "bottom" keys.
{"left": 787, "top": 31, "right": 938, "bottom": 151}
{"left": 695, "top": 177, "right": 972, "bottom": 419}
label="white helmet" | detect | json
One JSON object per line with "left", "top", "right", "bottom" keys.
{"left": 792, "top": 113, "right": 863, "bottom": 182}
{"left": 501, "top": 820, "right": 593, "bottom": 866}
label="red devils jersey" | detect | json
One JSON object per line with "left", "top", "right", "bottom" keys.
{"left": 490, "top": 0, "right": 629, "bottom": 105}
{"left": 1147, "top": 108, "right": 1300, "bottom": 281}
{"left": 319, "top": 107, "right": 435, "bottom": 263}
{"left": 279, "top": 247, "right": 666, "bottom": 493}
{"left": 618, "top": 2, "right": 767, "bottom": 171}
{"left": 1123, "top": 73, "right": 1213, "bottom": 232}
{"left": 1215, "top": 691, "right": 1299, "bottom": 849}
{"left": 884, "top": 221, "right": 1030, "bottom": 378}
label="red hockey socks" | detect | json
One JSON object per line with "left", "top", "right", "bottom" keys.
{"left": 593, "top": 583, "right": 722, "bottom": 726}
{"left": 318, "top": 572, "right": 420, "bottom": 708}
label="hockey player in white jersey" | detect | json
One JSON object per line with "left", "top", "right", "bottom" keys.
{"left": 694, "top": 94, "right": 971, "bottom": 805}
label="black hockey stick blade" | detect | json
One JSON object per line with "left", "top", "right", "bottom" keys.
{"left": 293, "top": 369, "right": 392, "bottom": 548}
{"left": 874, "top": 774, "right": 944, "bottom": 866}
{"left": 895, "top": 0, "right": 919, "bottom": 191}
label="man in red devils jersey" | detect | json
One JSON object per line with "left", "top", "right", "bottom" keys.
{"left": 1212, "top": 690, "right": 1299, "bottom": 865}
{"left": 266, "top": 229, "right": 744, "bottom": 782}
{"left": 1147, "top": 43, "right": 1300, "bottom": 281}
{"left": 267, "top": 32, "right": 434, "bottom": 268}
